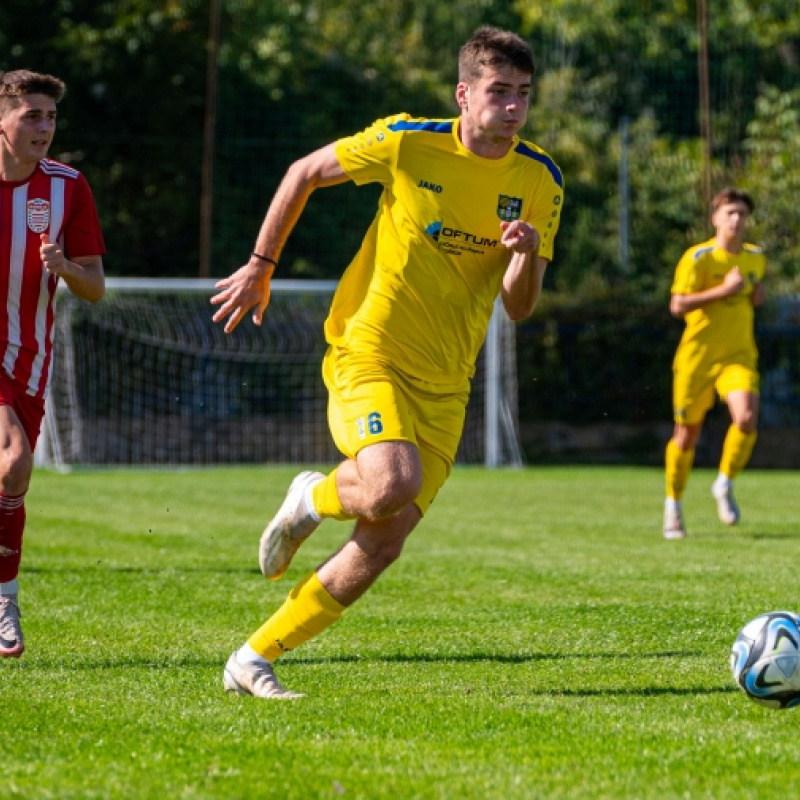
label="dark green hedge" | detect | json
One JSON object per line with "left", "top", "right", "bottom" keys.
{"left": 516, "top": 292, "right": 800, "bottom": 428}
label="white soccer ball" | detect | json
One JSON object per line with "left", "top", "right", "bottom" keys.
{"left": 731, "top": 611, "right": 800, "bottom": 709}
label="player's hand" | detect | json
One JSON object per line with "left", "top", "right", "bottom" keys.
{"left": 210, "top": 261, "right": 272, "bottom": 334}
{"left": 500, "top": 220, "right": 539, "bottom": 255}
{"left": 722, "top": 266, "right": 746, "bottom": 295}
{"left": 40, "top": 233, "right": 67, "bottom": 276}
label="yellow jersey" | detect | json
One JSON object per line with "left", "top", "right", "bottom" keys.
{"left": 671, "top": 238, "right": 766, "bottom": 372}
{"left": 328, "top": 114, "right": 564, "bottom": 386}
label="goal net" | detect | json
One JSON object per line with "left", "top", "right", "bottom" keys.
{"left": 38, "top": 279, "right": 523, "bottom": 469}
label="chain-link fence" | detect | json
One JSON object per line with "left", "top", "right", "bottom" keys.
{"left": 3, "top": 1, "right": 799, "bottom": 462}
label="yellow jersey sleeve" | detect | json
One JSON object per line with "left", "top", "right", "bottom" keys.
{"left": 671, "top": 241, "right": 714, "bottom": 295}
{"left": 335, "top": 114, "right": 411, "bottom": 187}
{"left": 516, "top": 141, "right": 564, "bottom": 261}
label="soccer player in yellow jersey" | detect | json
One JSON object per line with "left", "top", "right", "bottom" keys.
{"left": 664, "top": 187, "right": 766, "bottom": 540}
{"left": 211, "top": 26, "right": 564, "bottom": 698}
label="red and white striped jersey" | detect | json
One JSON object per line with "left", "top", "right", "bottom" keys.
{"left": 0, "top": 158, "right": 105, "bottom": 399}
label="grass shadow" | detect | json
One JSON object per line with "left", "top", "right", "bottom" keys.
{"left": 22, "top": 564, "right": 260, "bottom": 575}
{"left": 696, "top": 529, "right": 800, "bottom": 541}
{"left": 530, "top": 685, "right": 736, "bottom": 698}
{"left": 10, "top": 649, "right": 704, "bottom": 673}
{"left": 9, "top": 653, "right": 225, "bottom": 672}
{"left": 287, "top": 649, "right": 703, "bottom": 665}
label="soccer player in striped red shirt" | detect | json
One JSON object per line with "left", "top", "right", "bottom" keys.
{"left": 0, "top": 70, "right": 105, "bottom": 657}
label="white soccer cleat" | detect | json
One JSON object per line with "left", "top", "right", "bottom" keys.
{"left": 663, "top": 501, "right": 688, "bottom": 540}
{"left": 0, "top": 595, "right": 24, "bottom": 658}
{"left": 222, "top": 651, "right": 303, "bottom": 699}
{"left": 259, "top": 470, "right": 325, "bottom": 580}
{"left": 712, "top": 479, "right": 740, "bottom": 526}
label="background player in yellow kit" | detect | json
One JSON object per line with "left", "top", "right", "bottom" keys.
{"left": 211, "top": 26, "right": 564, "bottom": 697}
{"left": 664, "top": 187, "right": 766, "bottom": 540}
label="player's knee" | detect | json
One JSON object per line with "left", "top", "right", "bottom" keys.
{"left": 0, "top": 446, "right": 32, "bottom": 494}
{"left": 362, "top": 471, "right": 421, "bottom": 520}
{"left": 371, "top": 534, "right": 407, "bottom": 570}
{"left": 673, "top": 423, "right": 700, "bottom": 451}
{"left": 736, "top": 414, "right": 757, "bottom": 435}
{"left": 355, "top": 516, "right": 415, "bottom": 570}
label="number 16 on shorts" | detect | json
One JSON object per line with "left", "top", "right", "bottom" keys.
{"left": 356, "top": 412, "right": 384, "bottom": 440}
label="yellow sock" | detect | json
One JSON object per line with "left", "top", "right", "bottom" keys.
{"left": 247, "top": 572, "right": 345, "bottom": 662}
{"left": 312, "top": 467, "right": 355, "bottom": 521}
{"left": 719, "top": 426, "right": 757, "bottom": 480}
{"left": 665, "top": 439, "right": 694, "bottom": 500}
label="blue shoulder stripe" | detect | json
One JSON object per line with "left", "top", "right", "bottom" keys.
{"left": 387, "top": 120, "right": 453, "bottom": 134}
{"left": 514, "top": 142, "right": 563, "bottom": 187}
{"left": 693, "top": 246, "right": 714, "bottom": 260}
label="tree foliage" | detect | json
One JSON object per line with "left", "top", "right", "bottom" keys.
{"left": 741, "top": 85, "right": 800, "bottom": 287}
{"left": 2, "top": 0, "right": 799, "bottom": 286}
{"left": 1, "top": 0, "right": 208, "bottom": 275}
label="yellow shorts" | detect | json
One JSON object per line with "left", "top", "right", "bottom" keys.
{"left": 322, "top": 347, "right": 469, "bottom": 515}
{"left": 673, "top": 362, "right": 760, "bottom": 425}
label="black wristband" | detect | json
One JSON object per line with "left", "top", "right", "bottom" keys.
{"left": 251, "top": 252, "right": 278, "bottom": 267}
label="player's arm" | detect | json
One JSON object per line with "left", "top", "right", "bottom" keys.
{"left": 39, "top": 234, "right": 104, "bottom": 303}
{"left": 499, "top": 220, "right": 546, "bottom": 321}
{"left": 751, "top": 281, "right": 766, "bottom": 307}
{"left": 669, "top": 266, "right": 745, "bottom": 317}
{"left": 211, "top": 143, "right": 351, "bottom": 333}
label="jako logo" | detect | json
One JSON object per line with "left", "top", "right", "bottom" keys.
{"left": 418, "top": 180, "right": 443, "bottom": 193}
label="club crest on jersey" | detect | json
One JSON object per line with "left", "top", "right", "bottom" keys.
{"left": 27, "top": 198, "right": 50, "bottom": 233}
{"left": 497, "top": 195, "right": 522, "bottom": 221}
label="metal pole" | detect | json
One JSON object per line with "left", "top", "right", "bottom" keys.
{"left": 618, "top": 116, "right": 630, "bottom": 273}
{"left": 697, "top": 0, "right": 712, "bottom": 216}
{"left": 199, "top": 0, "right": 222, "bottom": 278}
{"left": 485, "top": 298, "right": 501, "bottom": 468}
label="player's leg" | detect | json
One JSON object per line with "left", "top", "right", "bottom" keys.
{"left": 0, "top": 389, "right": 40, "bottom": 659}
{"left": 315, "top": 465, "right": 424, "bottom": 605}
{"left": 226, "top": 366, "right": 461, "bottom": 699}
{"left": 324, "top": 439, "right": 422, "bottom": 522}
{"left": 239, "top": 401, "right": 452, "bottom": 663}
{"left": 712, "top": 367, "right": 760, "bottom": 525}
{"left": 664, "top": 366, "right": 712, "bottom": 539}
{"left": 258, "top": 439, "right": 423, "bottom": 581}
{"left": 224, "top": 501, "right": 422, "bottom": 699}
{"left": 257, "top": 499, "right": 420, "bottom": 663}
{"left": 258, "top": 350, "right": 422, "bottom": 581}
{"left": 313, "top": 348, "right": 424, "bottom": 522}
{"left": 230, "top": 354, "right": 424, "bottom": 696}
{"left": 664, "top": 422, "right": 700, "bottom": 539}
{"left": 225, "top": 453, "right": 435, "bottom": 700}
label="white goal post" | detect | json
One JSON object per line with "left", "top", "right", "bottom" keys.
{"left": 38, "top": 279, "right": 523, "bottom": 470}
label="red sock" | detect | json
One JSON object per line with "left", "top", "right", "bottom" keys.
{"left": 0, "top": 493, "right": 26, "bottom": 583}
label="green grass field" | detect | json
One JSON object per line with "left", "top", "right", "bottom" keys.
{"left": 2, "top": 465, "right": 800, "bottom": 799}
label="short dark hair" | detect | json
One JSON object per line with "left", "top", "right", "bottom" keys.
{"left": 458, "top": 26, "right": 535, "bottom": 85}
{"left": 711, "top": 187, "right": 754, "bottom": 214}
{"left": 0, "top": 70, "right": 65, "bottom": 115}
